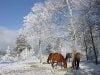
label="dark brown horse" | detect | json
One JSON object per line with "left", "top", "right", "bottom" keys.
{"left": 47, "top": 53, "right": 67, "bottom": 68}
{"left": 65, "top": 53, "right": 72, "bottom": 62}
{"left": 72, "top": 52, "right": 81, "bottom": 70}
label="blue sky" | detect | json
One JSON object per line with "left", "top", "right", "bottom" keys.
{"left": 0, "top": 0, "right": 45, "bottom": 51}
{"left": 0, "top": 0, "right": 45, "bottom": 30}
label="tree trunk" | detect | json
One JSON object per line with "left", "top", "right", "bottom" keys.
{"left": 66, "top": 0, "right": 76, "bottom": 68}
{"left": 89, "top": 24, "right": 98, "bottom": 65}
{"left": 84, "top": 37, "right": 88, "bottom": 60}
{"left": 39, "top": 39, "right": 42, "bottom": 63}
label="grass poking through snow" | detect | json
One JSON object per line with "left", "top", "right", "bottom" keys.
{"left": 28, "top": 62, "right": 39, "bottom": 68}
{"left": 58, "top": 66, "right": 72, "bottom": 72}
{"left": 42, "top": 62, "right": 48, "bottom": 64}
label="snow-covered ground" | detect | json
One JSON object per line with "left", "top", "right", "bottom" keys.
{"left": 0, "top": 60, "right": 100, "bottom": 75}
{"left": 0, "top": 61, "right": 65, "bottom": 75}
{"left": 0, "top": 48, "right": 100, "bottom": 75}
{"left": 0, "top": 47, "right": 100, "bottom": 75}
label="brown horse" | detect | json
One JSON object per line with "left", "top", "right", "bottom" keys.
{"left": 47, "top": 53, "right": 67, "bottom": 68}
{"left": 72, "top": 52, "right": 81, "bottom": 70}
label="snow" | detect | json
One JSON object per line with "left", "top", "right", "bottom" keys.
{"left": 19, "top": 48, "right": 40, "bottom": 63}
{"left": 0, "top": 43, "right": 100, "bottom": 75}
{"left": 0, "top": 46, "right": 16, "bottom": 63}
{"left": 0, "top": 61, "right": 65, "bottom": 75}
{"left": 0, "top": 59, "right": 100, "bottom": 75}
{"left": 0, "top": 55, "right": 15, "bottom": 63}
{"left": 0, "top": 0, "right": 99, "bottom": 74}
{"left": 80, "top": 61, "right": 100, "bottom": 75}
{"left": 0, "top": 62, "right": 30, "bottom": 74}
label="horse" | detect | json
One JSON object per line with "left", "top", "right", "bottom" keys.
{"left": 47, "top": 53, "right": 67, "bottom": 69}
{"left": 72, "top": 52, "right": 81, "bottom": 70}
{"left": 65, "top": 53, "right": 72, "bottom": 62}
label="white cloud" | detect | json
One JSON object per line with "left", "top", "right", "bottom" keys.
{"left": 0, "top": 26, "right": 18, "bottom": 51}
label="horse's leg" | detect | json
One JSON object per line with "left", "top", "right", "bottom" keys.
{"left": 75, "top": 59, "right": 77, "bottom": 66}
{"left": 69, "top": 58, "right": 70, "bottom": 62}
{"left": 72, "top": 60, "right": 74, "bottom": 69}
{"left": 76, "top": 60, "right": 80, "bottom": 70}
{"left": 61, "top": 62, "right": 64, "bottom": 69}
{"left": 51, "top": 62, "right": 54, "bottom": 68}
{"left": 55, "top": 62, "right": 58, "bottom": 69}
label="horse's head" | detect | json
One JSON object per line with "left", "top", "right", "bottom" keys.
{"left": 47, "top": 53, "right": 53, "bottom": 64}
{"left": 65, "top": 53, "right": 72, "bottom": 60}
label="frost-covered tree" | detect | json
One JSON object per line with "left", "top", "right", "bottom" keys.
{"left": 64, "top": 0, "right": 100, "bottom": 65}
{"left": 82, "top": 0, "right": 99, "bottom": 64}
{"left": 45, "top": 44, "right": 52, "bottom": 54}
{"left": 72, "top": 0, "right": 100, "bottom": 64}
{"left": 18, "top": 0, "right": 100, "bottom": 64}
{"left": 21, "top": 0, "right": 68, "bottom": 62}
{"left": 15, "top": 34, "right": 28, "bottom": 54}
